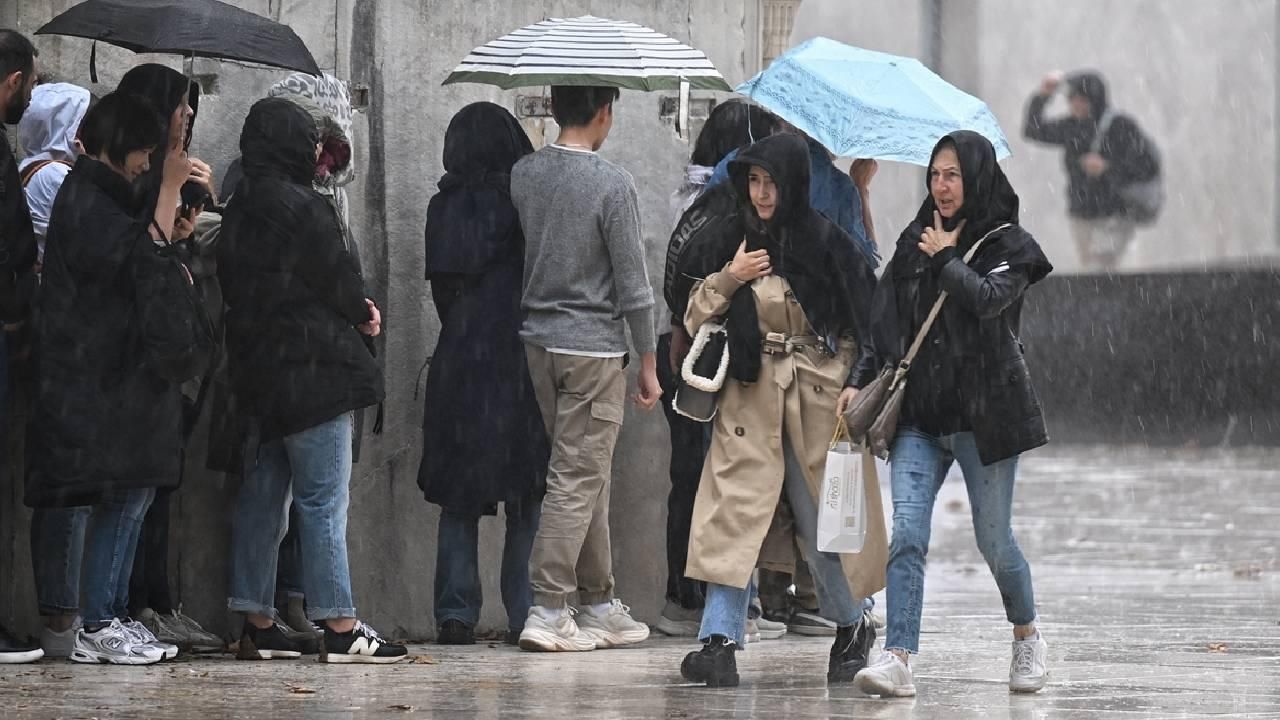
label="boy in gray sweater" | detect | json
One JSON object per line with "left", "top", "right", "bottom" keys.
{"left": 512, "top": 85, "right": 661, "bottom": 652}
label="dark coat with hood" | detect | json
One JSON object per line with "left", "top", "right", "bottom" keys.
{"left": 673, "top": 133, "right": 877, "bottom": 388}
{"left": 1023, "top": 71, "right": 1159, "bottom": 219}
{"left": 25, "top": 156, "right": 186, "bottom": 507}
{"left": 417, "top": 102, "right": 549, "bottom": 514}
{"left": 871, "top": 131, "right": 1053, "bottom": 465}
{"left": 218, "top": 98, "right": 381, "bottom": 444}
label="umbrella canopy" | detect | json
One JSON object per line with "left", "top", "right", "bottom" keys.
{"left": 36, "top": 0, "right": 320, "bottom": 76}
{"left": 737, "top": 37, "right": 1010, "bottom": 165}
{"left": 444, "top": 15, "right": 730, "bottom": 92}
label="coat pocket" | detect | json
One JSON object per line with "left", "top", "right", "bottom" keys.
{"left": 579, "top": 400, "right": 624, "bottom": 466}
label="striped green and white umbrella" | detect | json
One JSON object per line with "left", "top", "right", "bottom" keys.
{"left": 444, "top": 15, "right": 731, "bottom": 92}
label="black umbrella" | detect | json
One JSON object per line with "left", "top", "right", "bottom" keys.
{"left": 36, "top": 0, "right": 321, "bottom": 78}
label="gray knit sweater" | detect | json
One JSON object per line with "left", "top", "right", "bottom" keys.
{"left": 512, "top": 145, "right": 656, "bottom": 355}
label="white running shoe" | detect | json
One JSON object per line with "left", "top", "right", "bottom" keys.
{"left": 653, "top": 601, "right": 701, "bottom": 637}
{"left": 518, "top": 607, "right": 596, "bottom": 652}
{"left": 70, "top": 620, "right": 165, "bottom": 666}
{"left": 754, "top": 616, "right": 787, "bottom": 640}
{"left": 1009, "top": 633, "right": 1049, "bottom": 693}
{"left": 854, "top": 650, "right": 917, "bottom": 698}
{"left": 123, "top": 619, "right": 178, "bottom": 660}
{"left": 573, "top": 600, "right": 650, "bottom": 649}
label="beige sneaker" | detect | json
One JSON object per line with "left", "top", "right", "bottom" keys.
{"left": 518, "top": 607, "right": 596, "bottom": 652}
{"left": 574, "top": 600, "right": 650, "bottom": 649}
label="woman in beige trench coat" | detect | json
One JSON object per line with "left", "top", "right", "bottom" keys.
{"left": 672, "top": 134, "right": 887, "bottom": 688}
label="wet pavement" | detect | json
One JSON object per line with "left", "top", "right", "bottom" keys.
{"left": 1, "top": 446, "right": 1277, "bottom": 719}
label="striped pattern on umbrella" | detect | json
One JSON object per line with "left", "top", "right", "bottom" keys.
{"left": 444, "top": 15, "right": 731, "bottom": 91}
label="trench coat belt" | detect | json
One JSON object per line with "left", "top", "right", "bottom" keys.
{"left": 761, "top": 332, "right": 824, "bottom": 355}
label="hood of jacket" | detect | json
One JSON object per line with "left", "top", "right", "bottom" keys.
{"left": 1067, "top": 71, "right": 1108, "bottom": 121}
{"left": 240, "top": 97, "right": 320, "bottom": 187}
{"left": 18, "top": 83, "right": 91, "bottom": 172}
{"left": 268, "top": 73, "right": 355, "bottom": 189}
{"left": 728, "top": 133, "right": 811, "bottom": 229}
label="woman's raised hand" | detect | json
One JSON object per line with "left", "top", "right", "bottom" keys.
{"left": 728, "top": 240, "right": 772, "bottom": 283}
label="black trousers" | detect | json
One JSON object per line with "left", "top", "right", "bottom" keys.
{"left": 658, "top": 332, "right": 708, "bottom": 610}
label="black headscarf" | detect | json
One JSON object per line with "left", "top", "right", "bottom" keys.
{"left": 1066, "top": 70, "right": 1109, "bottom": 121}
{"left": 116, "top": 64, "right": 202, "bottom": 210}
{"left": 424, "top": 102, "right": 533, "bottom": 276}
{"left": 910, "top": 130, "right": 1020, "bottom": 253}
{"left": 239, "top": 97, "right": 319, "bottom": 186}
{"left": 676, "top": 133, "right": 870, "bottom": 382}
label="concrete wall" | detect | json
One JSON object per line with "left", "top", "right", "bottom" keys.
{"left": 791, "top": 0, "right": 1278, "bottom": 274}
{"left": 0, "top": 0, "right": 753, "bottom": 638}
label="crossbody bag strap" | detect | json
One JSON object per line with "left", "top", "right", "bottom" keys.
{"left": 897, "top": 223, "right": 1014, "bottom": 375}
{"left": 1089, "top": 110, "right": 1116, "bottom": 155}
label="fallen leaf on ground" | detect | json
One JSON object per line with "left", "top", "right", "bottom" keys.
{"left": 1208, "top": 642, "right": 1228, "bottom": 653}
{"left": 286, "top": 684, "right": 317, "bottom": 694}
{"left": 409, "top": 655, "right": 437, "bottom": 664}
{"left": 387, "top": 704, "right": 415, "bottom": 711}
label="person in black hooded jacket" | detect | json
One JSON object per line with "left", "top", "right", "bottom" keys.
{"left": 418, "top": 102, "right": 549, "bottom": 646}
{"left": 220, "top": 97, "right": 405, "bottom": 664}
{"left": 674, "top": 134, "right": 884, "bottom": 688}
{"left": 1024, "top": 70, "right": 1159, "bottom": 269}
{"left": 849, "top": 131, "right": 1053, "bottom": 698}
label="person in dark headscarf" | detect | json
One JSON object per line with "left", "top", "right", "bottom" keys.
{"left": 417, "top": 102, "right": 549, "bottom": 647}
{"left": 220, "top": 97, "right": 404, "bottom": 664}
{"left": 675, "top": 133, "right": 885, "bottom": 688}
{"left": 1024, "top": 69, "right": 1160, "bottom": 269}
{"left": 850, "top": 131, "right": 1053, "bottom": 699}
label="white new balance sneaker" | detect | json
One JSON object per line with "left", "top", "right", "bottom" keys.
{"left": 854, "top": 650, "right": 917, "bottom": 698}
{"left": 518, "top": 607, "right": 596, "bottom": 652}
{"left": 1009, "top": 633, "right": 1049, "bottom": 693}
{"left": 70, "top": 620, "right": 165, "bottom": 666}
{"left": 574, "top": 600, "right": 650, "bottom": 649}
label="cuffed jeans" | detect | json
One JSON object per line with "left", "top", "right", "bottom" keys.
{"left": 434, "top": 499, "right": 541, "bottom": 634}
{"left": 700, "top": 440, "right": 864, "bottom": 645}
{"left": 30, "top": 506, "right": 90, "bottom": 616}
{"left": 83, "top": 488, "right": 157, "bottom": 625}
{"left": 886, "top": 428, "right": 1038, "bottom": 654}
{"left": 228, "top": 413, "right": 356, "bottom": 621}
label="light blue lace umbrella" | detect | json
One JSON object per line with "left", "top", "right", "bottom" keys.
{"left": 737, "top": 38, "right": 1011, "bottom": 165}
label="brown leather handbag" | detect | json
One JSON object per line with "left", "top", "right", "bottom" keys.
{"left": 845, "top": 224, "right": 1011, "bottom": 458}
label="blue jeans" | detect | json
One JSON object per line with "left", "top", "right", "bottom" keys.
{"left": 885, "top": 428, "right": 1038, "bottom": 654}
{"left": 700, "top": 440, "right": 864, "bottom": 645}
{"left": 82, "top": 488, "right": 157, "bottom": 624}
{"left": 434, "top": 499, "right": 541, "bottom": 634}
{"left": 30, "top": 506, "right": 91, "bottom": 615}
{"left": 228, "top": 413, "right": 356, "bottom": 621}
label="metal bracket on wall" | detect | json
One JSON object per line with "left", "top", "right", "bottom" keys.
{"left": 659, "top": 94, "right": 716, "bottom": 141}
{"left": 350, "top": 84, "right": 371, "bottom": 111}
{"left": 516, "top": 95, "right": 554, "bottom": 119}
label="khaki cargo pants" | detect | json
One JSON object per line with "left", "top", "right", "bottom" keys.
{"left": 524, "top": 344, "right": 627, "bottom": 609}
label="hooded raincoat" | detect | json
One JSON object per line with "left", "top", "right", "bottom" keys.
{"left": 417, "top": 102, "right": 549, "bottom": 514}
{"left": 218, "top": 98, "right": 381, "bottom": 445}
{"left": 18, "top": 83, "right": 91, "bottom": 243}
{"left": 677, "top": 134, "right": 887, "bottom": 597}
{"left": 871, "top": 131, "right": 1053, "bottom": 465}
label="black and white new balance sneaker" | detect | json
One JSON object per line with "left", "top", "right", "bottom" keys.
{"left": 236, "top": 620, "right": 302, "bottom": 660}
{"left": 321, "top": 621, "right": 407, "bottom": 664}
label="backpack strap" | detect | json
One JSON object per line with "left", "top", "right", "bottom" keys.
{"left": 1089, "top": 111, "right": 1117, "bottom": 155}
{"left": 20, "top": 159, "right": 73, "bottom": 189}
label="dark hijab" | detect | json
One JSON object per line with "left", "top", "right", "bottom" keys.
{"left": 911, "top": 130, "right": 1020, "bottom": 253}
{"left": 677, "top": 133, "right": 869, "bottom": 382}
{"left": 239, "top": 98, "right": 319, "bottom": 186}
{"left": 424, "top": 102, "right": 533, "bottom": 276}
{"left": 116, "top": 64, "right": 202, "bottom": 211}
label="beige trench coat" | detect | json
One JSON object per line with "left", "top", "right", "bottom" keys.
{"left": 683, "top": 268, "right": 888, "bottom": 600}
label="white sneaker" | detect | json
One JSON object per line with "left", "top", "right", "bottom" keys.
{"left": 745, "top": 619, "right": 760, "bottom": 644}
{"left": 574, "top": 600, "right": 650, "bottom": 649}
{"left": 518, "top": 607, "right": 596, "bottom": 652}
{"left": 70, "top": 620, "right": 165, "bottom": 666}
{"left": 41, "top": 617, "right": 81, "bottom": 659}
{"left": 653, "top": 601, "right": 701, "bottom": 637}
{"left": 854, "top": 650, "right": 916, "bottom": 698}
{"left": 1009, "top": 633, "right": 1049, "bottom": 693}
{"left": 754, "top": 616, "right": 787, "bottom": 640}
{"left": 123, "top": 619, "right": 178, "bottom": 660}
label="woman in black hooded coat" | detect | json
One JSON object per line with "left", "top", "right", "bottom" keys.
{"left": 418, "top": 102, "right": 549, "bottom": 645}
{"left": 849, "top": 131, "right": 1053, "bottom": 698}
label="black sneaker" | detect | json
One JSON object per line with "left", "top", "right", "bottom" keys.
{"left": 680, "top": 635, "right": 739, "bottom": 687}
{"left": 828, "top": 618, "right": 876, "bottom": 683}
{"left": 236, "top": 621, "right": 302, "bottom": 660}
{"left": 436, "top": 619, "right": 475, "bottom": 646}
{"left": 0, "top": 624, "right": 44, "bottom": 664}
{"left": 321, "top": 621, "right": 408, "bottom": 664}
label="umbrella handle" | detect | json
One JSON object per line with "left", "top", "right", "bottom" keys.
{"left": 90, "top": 41, "right": 97, "bottom": 84}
